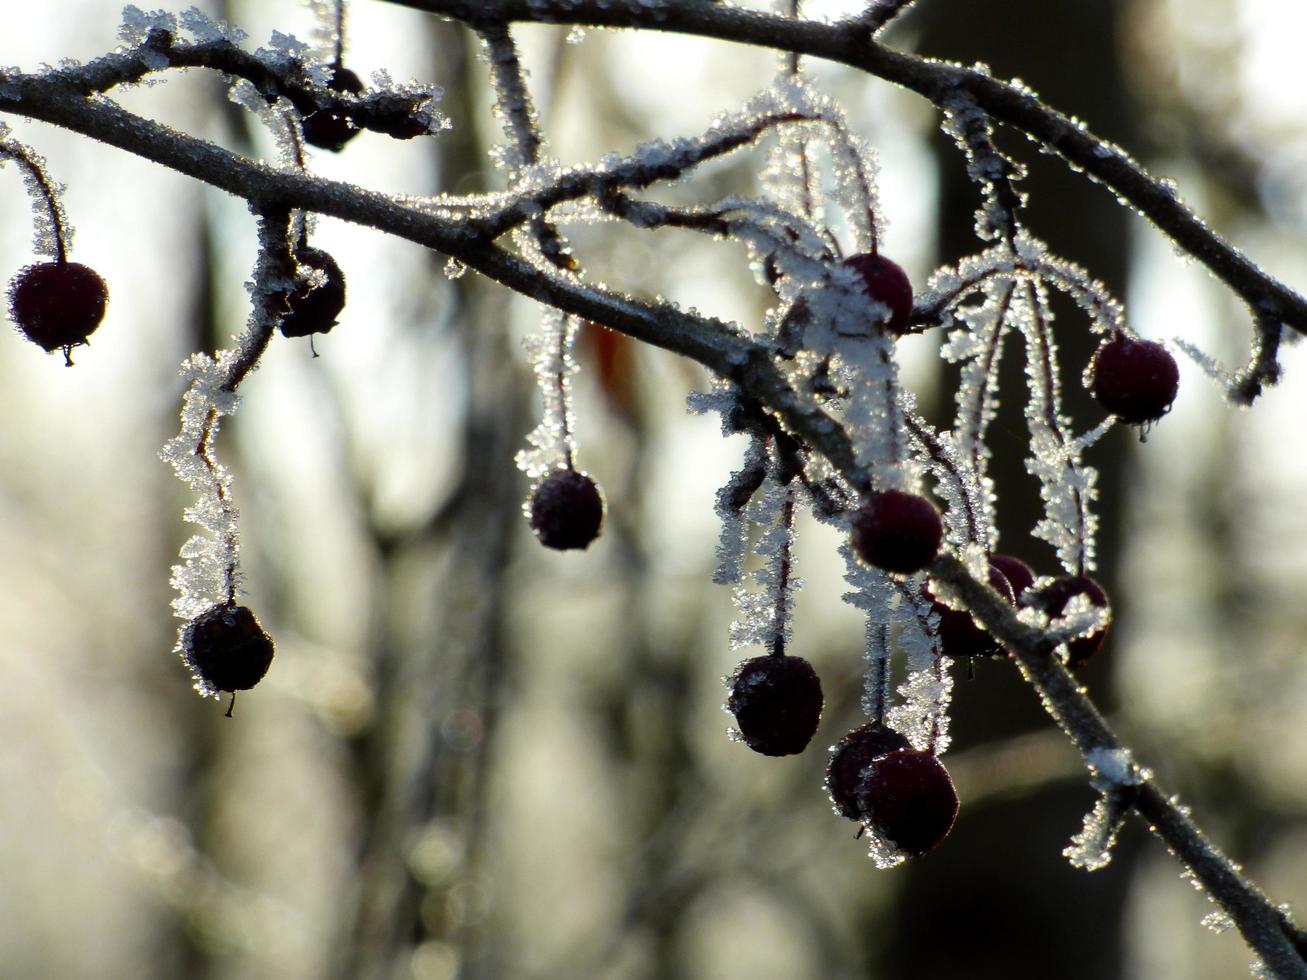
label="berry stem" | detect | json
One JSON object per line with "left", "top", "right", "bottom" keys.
{"left": 0, "top": 139, "right": 68, "bottom": 264}
{"left": 333, "top": 0, "right": 347, "bottom": 68}
{"left": 866, "top": 620, "right": 891, "bottom": 725}
{"left": 769, "top": 483, "right": 797, "bottom": 658}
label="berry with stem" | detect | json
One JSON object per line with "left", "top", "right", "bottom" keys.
{"left": 854, "top": 748, "right": 960, "bottom": 857}
{"left": 8, "top": 260, "right": 107, "bottom": 364}
{"left": 1088, "top": 331, "right": 1180, "bottom": 425}
{"left": 181, "top": 603, "right": 276, "bottom": 717}
{"left": 528, "top": 468, "right": 605, "bottom": 550}
{"left": 726, "top": 654, "right": 824, "bottom": 757}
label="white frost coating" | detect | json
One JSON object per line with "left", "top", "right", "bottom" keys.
{"left": 907, "top": 412, "right": 994, "bottom": 550}
{"left": 886, "top": 582, "right": 950, "bottom": 754}
{"left": 864, "top": 827, "right": 908, "bottom": 869}
{"left": 1063, "top": 792, "right": 1127, "bottom": 871}
{"left": 727, "top": 478, "right": 802, "bottom": 656}
{"left": 0, "top": 140, "right": 69, "bottom": 258}
{"left": 257, "top": 30, "right": 313, "bottom": 69}
{"left": 118, "top": 6, "right": 178, "bottom": 46}
{"left": 159, "top": 351, "right": 243, "bottom": 638}
{"left": 178, "top": 7, "right": 247, "bottom": 45}
{"left": 712, "top": 435, "right": 767, "bottom": 586}
{"left": 1086, "top": 746, "right": 1139, "bottom": 790}
{"left": 228, "top": 81, "right": 301, "bottom": 167}
{"left": 515, "top": 310, "right": 579, "bottom": 479}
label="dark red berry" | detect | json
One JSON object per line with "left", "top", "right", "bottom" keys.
{"left": 851, "top": 490, "right": 942, "bottom": 574}
{"left": 727, "top": 654, "right": 824, "bottom": 757}
{"left": 1088, "top": 332, "right": 1180, "bottom": 424}
{"left": 8, "top": 260, "right": 107, "bottom": 363}
{"left": 988, "top": 553, "right": 1035, "bottom": 604}
{"left": 302, "top": 66, "right": 365, "bottom": 152}
{"left": 854, "top": 748, "right": 959, "bottom": 856}
{"left": 842, "top": 252, "right": 914, "bottom": 335}
{"left": 826, "top": 722, "right": 913, "bottom": 819}
{"left": 528, "top": 469, "right": 605, "bottom": 550}
{"left": 1029, "top": 574, "right": 1110, "bottom": 667}
{"left": 279, "top": 247, "right": 345, "bottom": 338}
{"left": 182, "top": 603, "right": 275, "bottom": 694}
{"left": 926, "top": 560, "right": 1016, "bottom": 660}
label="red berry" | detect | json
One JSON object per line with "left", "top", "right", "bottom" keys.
{"left": 842, "top": 252, "right": 914, "bottom": 335}
{"left": 1088, "top": 332, "right": 1179, "bottom": 424}
{"left": 926, "top": 560, "right": 1016, "bottom": 660}
{"left": 826, "top": 722, "right": 913, "bottom": 819}
{"left": 302, "top": 66, "right": 365, "bottom": 152}
{"left": 851, "top": 490, "right": 942, "bottom": 574}
{"left": 8, "top": 260, "right": 107, "bottom": 363}
{"left": 727, "top": 654, "right": 824, "bottom": 757}
{"left": 988, "top": 553, "right": 1035, "bottom": 604}
{"left": 1029, "top": 574, "right": 1110, "bottom": 667}
{"left": 528, "top": 469, "right": 605, "bottom": 550}
{"left": 182, "top": 603, "right": 275, "bottom": 694}
{"left": 854, "top": 748, "right": 959, "bottom": 856}
{"left": 279, "top": 247, "right": 345, "bottom": 338}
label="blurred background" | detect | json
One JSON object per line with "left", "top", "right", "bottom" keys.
{"left": 1, "top": 0, "right": 1306, "bottom": 977}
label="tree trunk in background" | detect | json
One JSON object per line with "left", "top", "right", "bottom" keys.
{"left": 877, "top": 2, "right": 1141, "bottom": 976}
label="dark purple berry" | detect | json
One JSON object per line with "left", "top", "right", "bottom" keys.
{"left": 843, "top": 252, "right": 914, "bottom": 335}
{"left": 1088, "top": 332, "right": 1180, "bottom": 424}
{"left": 988, "top": 553, "right": 1036, "bottom": 604}
{"left": 182, "top": 603, "right": 275, "bottom": 694}
{"left": 528, "top": 469, "right": 605, "bottom": 550}
{"left": 302, "top": 66, "right": 365, "bottom": 152}
{"left": 851, "top": 490, "right": 942, "bottom": 574}
{"left": 854, "top": 748, "right": 959, "bottom": 857}
{"left": 926, "top": 560, "right": 1017, "bottom": 660}
{"left": 726, "top": 654, "right": 824, "bottom": 757}
{"left": 279, "top": 247, "right": 345, "bottom": 339}
{"left": 826, "top": 722, "right": 913, "bottom": 819}
{"left": 1029, "top": 574, "right": 1110, "bottom": 667}
{"left": 8, "top": 260, "right": 107, "bottom": 364}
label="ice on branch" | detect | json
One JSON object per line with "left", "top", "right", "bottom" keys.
{"left": 712, "top": 434, "right": 768, "bottom": 586}
{"left": 1064, "top": 747, "right": 1141, "bottom": 871}
{"left": 906, "top": 409, "right": 994, "bottom": 550}
{"left": 118, "top": 6, "right": 178, "bottom": 47}
{"left": 177, "top": 7, "right": 247, "bottom": 46}
{"left": 159, "top": 351, "right": 244, "bottom": 632}
{"left": 886, "top": 581, "right": 951, "bottom": 755}
{"left": 0, "top": 138, "right": 70, "bottom": 259}
{"left": 727, "top": 477, "right": 802, "bottom": 656}
{"left": 515, "top": 310, "right": 580, "bottom": 479}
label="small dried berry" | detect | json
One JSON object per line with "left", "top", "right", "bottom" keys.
{"left": 727, "top": 654, "right": 824, "bottom": 757}
{"left": 528, "top": 469, "right": 605, "bottom": 550}
{"left": 8, "top": 260, "right": 107, "bottom": 363}
{"left": 279, "top": 247, "right": 346, "bottom": 338}
{"left": 182, "top": 603, "right": 275, "bottom": 694}
{"left": 1088, "top": 332, "right": 1180, "bottom": 425}
{"left": 843, "top": 252, "right": 914, "bottom": 335}
{"left": 926, "top": 560, "right": 1017, "bottom": 660}
{"left": 302, "top": 66, "right": 365, "bottom": 152}
{"left": 988, "top": 553, "right": 1036, "bottom": 605}
{"left": 1029, "top": 574, "right": 1110, "bottom": 667}
{"left": 826, "top": 722, "right": 913, "bottom": 819}
{"left": 854, "top": 748, "right": 959, "bottom": 857}
{"left": 851, "top": 490, "right": 942, "bottom": 574}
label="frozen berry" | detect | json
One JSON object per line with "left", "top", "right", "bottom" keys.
{"left": 854, "top": 748, "right": 959, "bottom": 856}
{"left": 926, "top": 560, "right": 1016, "bottom": 660}
{"left": 826, "top": 722, "right": 913, "bottom": 819}
{"left": 302, "top": 66, "right": 365, "bottom": 152}
{"left": 182, "top": 603, "right": 275, "bottom": 694}
{"left": 1029, "top": 574, "right": 1110, "bottom": 667}
{"left": 1088, "top": 332, "right": 1179, "bottom": 424}
{"left": 851, "top": 490, "right": 942, "bottom": 574}
{"left": 988, "top": 553, "right": 1035, "bottom": 604}
{"left": 843, "top": 252, "right": 914, "bottom": 335}
{"left": 528, "top": 469, "right": 605, "bottom": 550}
{"left": 279, "top": 247, "right": 345, "bottom": 338}
{"left": 8, "top": 260, "right": 107, "bottom": 364}
{"left": 727, "top": 654, "right": 824, "bottom": 757}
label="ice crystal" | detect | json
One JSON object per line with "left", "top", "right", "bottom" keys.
{"left": 712, "top": 434, "right": 768, "bottom": 585}
{"left": 118, "top": 6, "right": 178, "bottom": 46}
{"left": 515, "top": 310, "right": 580, "bottom": 479}
{"left": 178, "top": 7, "right": 247, "bottom": 45}
{"left": 0, "top": 139, "right": 69, "bottom": 258}
{"left": 727, "top": 478, "right": 802, "bottom": 656}
{"left": 1063, "top": 792, "right": 1127, "bottom": 871}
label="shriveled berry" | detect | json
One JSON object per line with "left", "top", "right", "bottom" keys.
{"left": 1029, "top": 574, "right": 1110, "bottom": 667}
{"left": 8, "top": 260, "right": 107, "bottom": 363}
{"left": 528, "top": 469, "right": 605, "bottom": 550}
{"left": 182, "top": 603, "right": 275, "bottom": 694}
{"left": 854, "top": 748, "right": 959, "bottom": 856}
{"left": 727, "top": 654, "right": 824, "bottom": 757}
{"left": 843, "top": 252, "right": 914, "bottom": 335}
{"left": 279, "top": 247, "right": 345, "bottom": 338}
{"left": 926, "top": 560, "right": 1016, "bottom": 660}
{"left": 1088, "top": 332, "right": 1179, "bottom": 424}
{"left": 988, "top": 553, "right": 1035, "bottom": 604}
{"left": 851, "top": 490, "right": 942, "bottom": 574}
{"left": 826, "top": 722, "right": 913, "bottom": 819}
{"left": 302, "top": 66, "right": 365, "bottom": 152}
